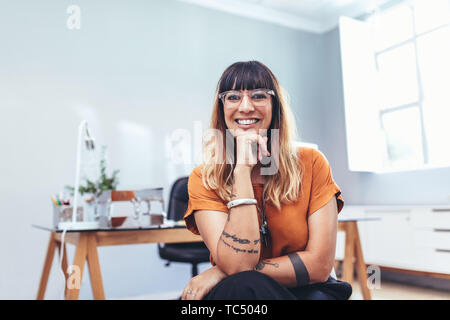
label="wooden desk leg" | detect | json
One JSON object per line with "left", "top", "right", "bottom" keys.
{"left": 341, "top": 223, "right": 355, "bottom": 286}
{"left": 86, "top": 233, "right": 105, "bottom": 300}
{"left": 353, "top": 222, "right": 372, "bottom": 300}
{"left": 66, "top": 233, "right": 88, "bottom": 300}
{"left": 334, "top": 260, "right": 341, "bottom": 274}
{"left": 37, "top": 233, "right": 57, "bottom": 300}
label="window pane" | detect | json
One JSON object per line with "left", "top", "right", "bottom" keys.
{"left": 377, "top": 43, "right": 419, "bottom": 109}
{"left": 381, "top": 107, "right": 424, "bottom": 170}
{"left": 417, "top": 26, "right": 450, "bottom": 101}
{"left": 417, "top": 26, "right": 450, "bottom": 167}
{"left": 422, "top": 99, "right": 450, "bottom": 166}
{"left": 370, "top": 5, "right": 414, "bottom": 51}
{"left": 413, "top": 0, "right": 450, "bottom": 34}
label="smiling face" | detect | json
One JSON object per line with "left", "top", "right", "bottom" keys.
{"left": 222, "top": 89, "right": 273, "bottom": 136}
{"left": 217, "top": 62, "right": 278, "bottom": 137}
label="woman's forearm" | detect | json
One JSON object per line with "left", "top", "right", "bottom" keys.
{"left": 210, "top": 265, "right": 228, "bottom": 280}
{"left": 215, "top": 165, "right": 261, "bottom": 275}
{"left": 254, "top": 251, "right": 332, "bottom": 287}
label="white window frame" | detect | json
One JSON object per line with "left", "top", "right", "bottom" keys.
{"left": 339, "top": 1, "right": 450, "bottom": 173}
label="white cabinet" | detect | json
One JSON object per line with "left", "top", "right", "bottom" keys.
{"left": 363, "top": 210, "right": 420, "bottom": 270}
{"left": 428, "top": 250, "right": 450, "bottom": 274}
{"left": 336, "top": 205, "right": 450, "bottom": 275}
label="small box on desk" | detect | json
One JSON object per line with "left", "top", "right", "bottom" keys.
{"left": 53, "top": 205, "right": 84, "bottom": 229}
{"left": 150, "top": 213, "right": 164, "bottom": 225}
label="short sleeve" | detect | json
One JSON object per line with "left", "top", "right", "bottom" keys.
{"left": 308, "top": 149, "right": 344, "bottom": 216}
{"left": 183, "top": 166, "right": 228, "bottom": 235}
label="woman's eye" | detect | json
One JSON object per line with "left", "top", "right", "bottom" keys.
{"left": 252, "top": 93, "right": 267, "bottom": 100}
{"left": 227, "top": 94, "right": 241, "bottom": 101}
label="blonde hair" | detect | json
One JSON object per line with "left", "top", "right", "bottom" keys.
{"left": 201, "top": 61, "right": 303, "bottom": 211}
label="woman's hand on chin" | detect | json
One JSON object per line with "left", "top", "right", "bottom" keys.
{"left": 234, "top": 129, "right": 270, "bottom": 168}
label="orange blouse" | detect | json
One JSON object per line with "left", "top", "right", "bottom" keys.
{"left": 183, "top": 147, "right": 344, "bottom": 262}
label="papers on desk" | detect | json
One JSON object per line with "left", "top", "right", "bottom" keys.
{"left": 161, "top": 219, "right": 186, "bottom": 227}
{"left": 110, "top": 201, "right": 135, "bottom": 217}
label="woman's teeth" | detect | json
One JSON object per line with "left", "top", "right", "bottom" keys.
{"left": 236, "top": 119, "right": 259, "bottom": 125}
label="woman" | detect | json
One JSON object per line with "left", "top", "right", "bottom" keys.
{"left": 182, "top": 61, "right": 352, "bottom": 300}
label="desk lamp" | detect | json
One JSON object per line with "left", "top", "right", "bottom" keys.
{"left": 58, "top": 120, "right": 100, "bottom": 230}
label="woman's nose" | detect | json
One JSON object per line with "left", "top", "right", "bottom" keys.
{"left": 238, "top": 94, "right": 254, "bottom": 112}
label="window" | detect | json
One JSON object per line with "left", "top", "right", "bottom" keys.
{"left": 339, "top": 0, "right": 450, "bottom": 172}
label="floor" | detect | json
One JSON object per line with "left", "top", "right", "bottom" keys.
{"left": 124, "top": 280, "right": 450, "bottom": 300}
{"left": 350, "top": 280, "right": 450, "bottom": 300}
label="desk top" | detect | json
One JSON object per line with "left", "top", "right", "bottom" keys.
{"left": 338, "top": 216, "right": 381, "bottom": 222}
{"left": 32, "top": 221, "right": 188, "bottom": 233}
{"left": 33, "top": 216, "right": 380, "bottom": 233}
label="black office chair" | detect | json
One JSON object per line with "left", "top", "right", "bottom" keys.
{"left": 158, "top": 177, "right": 211, "bottom": 277}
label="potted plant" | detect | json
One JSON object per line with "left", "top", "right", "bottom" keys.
{"left": 65, "top": 146, "right": 120, "bottom": 223}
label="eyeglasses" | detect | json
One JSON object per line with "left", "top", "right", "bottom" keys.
{"left": 218, "top": 88, "right": 275, "bottom": 108}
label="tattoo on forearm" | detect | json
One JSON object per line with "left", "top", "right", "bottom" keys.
{"left": 222, "top": 231, "right": 251, "bottom": 244}
{"left": 254, "top": 260, "right": 279, "bottom": 271}
{"left": 220, "top": 236, "right": 259, "bottom": 254}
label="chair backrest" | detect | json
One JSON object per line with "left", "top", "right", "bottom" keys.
{"left": 167, "top": 177, "right": 189, "bottom": 221}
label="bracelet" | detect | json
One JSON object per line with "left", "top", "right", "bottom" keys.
{"left": 227, "top": 198, "right": 258, "bottom": 209}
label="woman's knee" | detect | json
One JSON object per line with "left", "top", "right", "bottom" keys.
{"left": 204, "top": 270, "right": 295, "bottom": 300}
{"left": 220, "top": 270, "right": 275, "bottom": 289}
{"left": 300, "top": 289, "right": 335, "bottom": 300}
{"left": 227, "top": 270, "right": 271, "bottom": 283}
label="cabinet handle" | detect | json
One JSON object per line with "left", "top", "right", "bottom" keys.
{"left": 435, "top": 249, "right": 450, "bottom": 253}
{"left": 432, "top": 208, "right": 450, "bottom": 213}
{"left": 433, "top": 228, "right": 450, "bottom": 232}
{"left": 365, "top": 209, "right": 410, "bottom": 214}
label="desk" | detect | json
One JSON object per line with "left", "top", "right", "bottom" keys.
{"left": 336, "top": 217, "right": 380, "bottom": 300}
{"left": 33, "top": 224, "right": 202, "bottom": 300}
{"left": 34, "top": 218, "right": 376, "bottom": 300}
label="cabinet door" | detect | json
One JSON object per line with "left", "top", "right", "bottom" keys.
{"left": 412, "top": 208, "right": 450, "bottom": 273}
{"left": 362, "top": 210, "right": 423, "bottom": 270}
{"left": 428, "top": 249, "right": 450, "bottom": 274}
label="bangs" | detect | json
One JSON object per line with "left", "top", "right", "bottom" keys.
{"left": 219, "top": 61, "right": 276, "bottom": 93}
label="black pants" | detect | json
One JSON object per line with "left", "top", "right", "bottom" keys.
{"left": 203, "top": 270, "right": 352, "bottom": 300}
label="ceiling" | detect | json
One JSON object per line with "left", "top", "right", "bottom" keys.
{"left": 179, "top": 0, "right": 395, "bottom": 33}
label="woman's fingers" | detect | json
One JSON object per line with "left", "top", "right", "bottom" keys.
{"left": 182, "top": 283, "right": 201, "bottom": 300}
{"left": 256, "top": 135, "right": 270, "bottom": 162}
{"left": 182, "top": 289, "right": 192, "bottom": 300}
{"left": 258, "top": 135, "right": 270, "bottom": 157}
{"left": 193, "top": 289, "right": 204, "bottom": 300}
{"left": 235, "top": 131, "right": 270, "bottom": 166}
{"left": 182, "top": 285, "right": 191, "bottom": 300}
{"left": 258, "top": 142, "right": 262, "bottom": 162}
{"left": 182, "top": 282, "right": 194, "bottom": 300}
